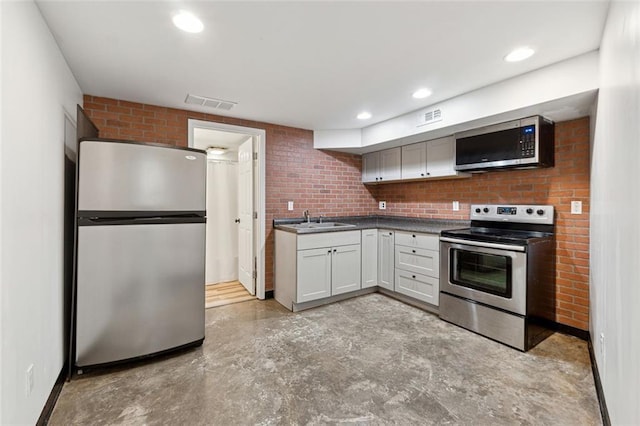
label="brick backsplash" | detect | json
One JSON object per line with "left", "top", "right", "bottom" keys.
{"left": 82, "top": 95, "right": 590, "bottom": 331}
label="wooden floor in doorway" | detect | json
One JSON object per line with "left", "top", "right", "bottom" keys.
{"left": 205, "top": 281, "right": 255, "bottom": 309}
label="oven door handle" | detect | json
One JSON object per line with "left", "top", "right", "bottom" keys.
{"left": 439, "top": 237, "right": 526, "bottom": 252}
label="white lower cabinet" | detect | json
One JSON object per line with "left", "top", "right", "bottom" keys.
{"left": 361, "top": 229, "right": 378, "bottom": 288}
{"left": 275, "top": 227, "right": 440, "bottom": 311}
{"left": 332, "top": 244, "right": 362, "bottom": 295}
{"left": 297, "top": 244, "right": 361, "bottom": 300}
{"left": 394, "top": 231, "right": 440, "bottom": 305}
{"left": 378, "top": 230, "right": 395, "bottom": 290}
{"left": 275, "top": 230, "right": 362, "bottom": 310}
{"left": 296, "top": 248, "right": 332, "bottom": 302}
{"left": 394, "top": 245, "right": 439, "bottom": 277}
{"left": 395, "top": 269, "right": 439, "bottom": 305}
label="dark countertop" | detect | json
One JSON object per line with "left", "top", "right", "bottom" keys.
{"left": 274, "top": 215, "right": 470, "bottom": 235}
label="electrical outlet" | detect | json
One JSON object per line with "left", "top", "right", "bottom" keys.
{"left": 287, "top": 201, "right": 294, "bottom": 211}
{"left": 571, "top": 200, "right": 582, "bottom": 214}
{"left": 26, "top": 364, "right": 34, "bottom": 396}
{"left": 379, "top": 201, "right": 386, "bottom": 210}
{"left": 452, "top": 201, "right": 460, "bottom": 211}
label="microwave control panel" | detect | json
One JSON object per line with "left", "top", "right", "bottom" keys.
{"left": 520, "top": 126, "right": 536, "bottom": 158}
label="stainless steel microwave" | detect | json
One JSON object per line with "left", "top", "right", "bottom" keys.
{"left": 454, "top": 116, "right": 554, "bottom": 172}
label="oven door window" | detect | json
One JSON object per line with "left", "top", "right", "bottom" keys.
{"left": 450, "top": 249, "right": 512, "bottom": 297}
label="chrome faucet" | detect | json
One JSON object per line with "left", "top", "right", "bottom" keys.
{"left": 303, "top": 210, "right": 311, "bottom": 223}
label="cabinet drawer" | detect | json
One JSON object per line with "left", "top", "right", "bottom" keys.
{"left": 394, "top": 231, "right": 438, "bottom": 250}
{"left": 395, "top": 269, "right": 439, "bottom": 305}
{"left": 297, "top": 230, "right": 360, "bottom": 250}
{"left": 395, "top": 246, "right": 439, "bottom": 278}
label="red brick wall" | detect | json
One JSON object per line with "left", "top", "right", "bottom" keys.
{"left": 373, "top": 118, "right": 591, "bottom": 329}
{"left": 82, "top": 95, "right": 378, "bottom": 292}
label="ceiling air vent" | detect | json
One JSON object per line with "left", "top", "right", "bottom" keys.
{"left": 185, "top": 94, "right": 237, "bottom": 111}
{"left": 417, "top": 107, "right": 443, "bottom": 127}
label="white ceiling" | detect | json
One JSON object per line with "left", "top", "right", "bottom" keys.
{"left": 37, "top": 1, "right": 609, "bottom": 131}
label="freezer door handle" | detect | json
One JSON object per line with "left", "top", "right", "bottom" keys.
{"left": 78, "top": 214, "right": 206, "bottom": 226}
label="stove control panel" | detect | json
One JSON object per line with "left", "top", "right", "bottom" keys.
{"left": 470, "top": 204, "right": 554, "bottom": 225}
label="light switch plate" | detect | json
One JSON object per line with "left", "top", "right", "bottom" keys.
{"left": 452, "top": 201, "right": 460, "bottom": 211}
{"left": 379, "top": 201, "right": 386, "bottom": 210}
{"left": 287, "top": 201, "right": 294, "bottom": 211}
{"left": 571, "top": 200, "right": 582, "bottom": 214}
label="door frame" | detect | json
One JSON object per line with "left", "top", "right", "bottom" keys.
{"left": 187, "top": 119, "right": 266, "bottom": 300}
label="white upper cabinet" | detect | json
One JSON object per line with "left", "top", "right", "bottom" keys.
{"left": 426, "top": 136, "right": 459, "bottom": 178}
{"left": 379, "top": 148, "right": 402, "bottom": 181}
{"left": 362, "top": 148, "right": 401, "bottom": 183}
{"left": 362, "top": 151, "right": 380, "bottom": 183}
{"left": 401, "top": 142, "right": 428, "bottom": 179}
{"left": 366, "top": 135, "right": 470, "bottom": 184}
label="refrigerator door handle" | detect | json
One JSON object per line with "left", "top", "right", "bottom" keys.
{"left": 78, "top": 215, "right": 206, "bottom": 226}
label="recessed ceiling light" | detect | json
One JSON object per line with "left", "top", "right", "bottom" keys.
{"left": 412, "top": 88, "right": 432, "bottom": 99}
{"left": 504, "top": 47, "right": 535, "bottom": 62}
{"left": 357, "top": 111, "right": 372, "bottom": 120}
{"left": 172, "top": 10, "right": 204, "bottom": 33}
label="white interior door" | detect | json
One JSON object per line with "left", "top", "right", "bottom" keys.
{"left": 238, "top": 138, "right": 255, "bottom": 295}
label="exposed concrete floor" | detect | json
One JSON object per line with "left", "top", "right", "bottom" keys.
{"left": 50, "top": 294, "right": 602, "bottom": 425}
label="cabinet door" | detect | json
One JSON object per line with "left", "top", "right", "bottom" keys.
{"left": 395, "top": 269, "right": 439, "bottom": 305}
{"left": 401, "top": 142, "right": 428, "bottom": 179}
{"left": 297, "top": 248, "right": 332, "bottom": 303}
{"left": 426, "top": 136, "right": 456, "bottom": 178}
{"left": 379, "top": 148, "right": 401, "bottom": 181}
{"left": 332, "top": 244, "right": 362, "bottom": 295}
{"left": 378, "top": 230, "right": 395, "bottom": 290}
{"left": 362, "top": 152, "right": 380, "bottom": 183}
{"left": 361, "top": 229, "right": 378, "bottom": 288}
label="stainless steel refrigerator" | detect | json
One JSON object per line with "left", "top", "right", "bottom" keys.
{"left": 74, "top": 139, "right": 206, "bottom": 368}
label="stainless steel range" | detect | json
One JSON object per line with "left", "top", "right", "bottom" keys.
{"left": 439, "top": 204, "right": 556, "bottom": 351}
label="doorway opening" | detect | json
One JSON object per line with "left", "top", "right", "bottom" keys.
{"left": 188, "top": 119, "right": 266, "bottom": 306}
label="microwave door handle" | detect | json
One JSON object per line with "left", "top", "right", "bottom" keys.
{"left": 439, "top": 237, "right": 526, "bottom": 252}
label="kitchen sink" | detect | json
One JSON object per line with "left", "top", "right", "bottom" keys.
{"left": 280, "top": 222, "right": 356, "bottom": 230}
{"left": 308, "top": 222, "right": 355, "bottom": 228}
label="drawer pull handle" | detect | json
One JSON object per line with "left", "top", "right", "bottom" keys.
{"left": 412, "top": 249, "right": 416, "bottom": 253}
{"left": 333, "top": 249, "right": 337, "bottom": 253}
{"left": 412, "top": 234, "right": 416, "bottom": 238}
{"left": 412, "top": 275, "right": 416, "bottom": 279}
{"left": 327, "top": 250, "right": 332, "bottom": 253}
{"left": 389, "top": 232, "right": 393, "bottom": 235}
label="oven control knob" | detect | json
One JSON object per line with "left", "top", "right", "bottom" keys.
{"left": 483, "top": 207, "right": 489, "bottom": 213}
{"left": 526, "top": 208, "right": 534, "bottom": 214}
{"left": 537, "top": 209, "right": 545, "bottom": 216}
{"left": 475, "top": 208, "right": 481, "bottom": 213}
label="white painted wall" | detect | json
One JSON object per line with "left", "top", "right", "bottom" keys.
{"left": 1, "top": 2, "right": 83, "bottom": 424}
{"left": 313, "top": 129, "right": 362, "bottom": 150}
{"left": 590, "top": 1, "right": 640, "bottom": 424}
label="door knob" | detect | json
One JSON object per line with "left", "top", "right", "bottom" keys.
{"left": 235, "top": 218, "right": 240, "bottom": 223}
